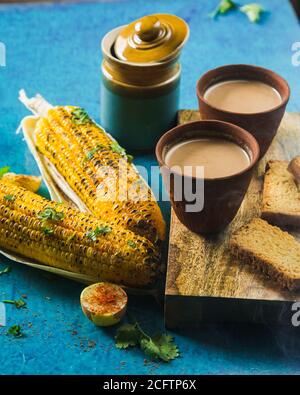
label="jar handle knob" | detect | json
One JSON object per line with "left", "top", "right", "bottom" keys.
{"left": 134, "top": 16, "right": 161, "bottom": 42}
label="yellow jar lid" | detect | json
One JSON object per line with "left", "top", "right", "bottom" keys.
{"left": 114, "top": 14, "right": 189, "bottom": 63}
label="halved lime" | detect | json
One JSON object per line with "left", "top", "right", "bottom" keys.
{"left": 80, "top": 282, "right": 128, "bottom": 327}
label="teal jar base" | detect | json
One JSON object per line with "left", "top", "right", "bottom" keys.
{"left": 100, "top": 83, "right": 180, "bottom": 151}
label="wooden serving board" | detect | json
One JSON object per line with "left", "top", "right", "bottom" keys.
{"left": 165, "top": 110, "right": 300, "bottom": 328}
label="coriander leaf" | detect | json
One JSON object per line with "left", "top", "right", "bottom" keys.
{"left": 86, "top": 230, "right": 97, "bottom": 242}
{"left": 4, "top": 194, "right": 15, "bottom": 202}
{"left": 85, "top": 144, "right": 104, "bottom": 161}
{"left": 42, "top": 226, "right": 54, "bottom": 236}
{"left": 152, "top": 334, "right": 180, "bottom": 362}
{"left": 240, "top": 3, "right": 264, "bottom": 22}
{"left": 210, "top": 0, "right": 237, "bottom": 18}
{"left": 115, "top": 323, "right": 140, "bottom": 349}
{"left": 127, "top": 240, "right": 137, "bottom": 249}
{"left": 140, "top": 334, "right": 179, "bottom": 362}
{"left": 3, "top": 298, "right": 27, "bottom": 309}
{"left": 0, "top": 166, "right": 10, "bottom": 179}
{"left": 0, "top": 266, "right": 11, "bottom": 275}
{"left": 86, "top": 225, "right": 112, "bottom": 241}
{"left": 71, "top": 108, "right": 92, "bottom": 125}
{"left": 126, "top": 154, "right": 134, "bottom": 164}
{"left": 7, "top": 324, "right": 23, "bottom": 338}
{"left": 111, "top": 141, "right": 126, "bottom": 156}
{"left": 110, "top": 141, "right": 134, "bottom": 163}
{"left": 38, "top": 207, "right": 64, "bottom": 222}
{"left": 115, "top": 322, "right": 180, "bottom": 362}
{"left": 15, "top": 299, "right": 27, "bottom": 309}
{"left": 140, "top": 338, "right": 161, "bottom": 360}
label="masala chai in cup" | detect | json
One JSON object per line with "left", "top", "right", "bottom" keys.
{"left": 197, "top": 65, "right": 290, "bottom": 158}
{"left": 156, "top": 120, "right": 260, "bottom": 234}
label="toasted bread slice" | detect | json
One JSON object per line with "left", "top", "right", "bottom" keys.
{"left": 262, "top": 160, "right": 300, "bottom": 227}
{"left": 229, "top": 218, "right": 300, "bottom": 291}
{"left": 288, "top": 156, "right": 300, "bottom": 185}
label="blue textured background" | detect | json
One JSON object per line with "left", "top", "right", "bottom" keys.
{"left": 1, "top": 0, "right": 300, "bottom": 375}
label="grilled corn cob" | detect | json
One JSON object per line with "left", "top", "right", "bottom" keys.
{"left": 0, "top": 180, "right": 160, "bottom": 287}
{"left": 2, "top": 173, "right": 42, "bottom": 192}
{"left": 34, "top": 106, "right": 165, "bottom": 244}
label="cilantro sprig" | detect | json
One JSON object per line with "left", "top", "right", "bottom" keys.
{"left": 0, "top": 166, "right": 10, "bottom": 179}
{"left": 71, "top": 108, "right": 92, "bottom": 125}
{"left": 85, "top": 144, "right": 104, "bottom": 161}
{"left": 37, "top": 207, "right": 63, "bottom": 236}
{"left": 115, "top": 322, "right": 180, "bottom": 362}
{"left": 111, "top": 141, "right": 126, "bottom": 156}
{"left": 210, "top": 0, "right": 237, "bottom": 18}
{"left": 4, "top": 194, "right": 15, "bottom": 202}
{"left": 0, "top": 266, "right": 11, "bottom": 276}
{"left": 210, "top": 1, "right": 265, "bottom": 23}
{"left": 240, "top": 3, "right": 264, "bottom": 22}
{"left": 38, "top": 207, "right": 64, "bottom": 222}
{"left": 127, "top": 240, "right": 137, "bottom": 249}
{"left": 7, "top": 324, "right": 23, "bottom": 338}
{"left": 86, "top": 225, "right": 112, "bottom": 241}
{"left": 42, "top": 226, "right": 54, "bottom": 236}
{"left": 3, "top": 298, "right": 27, "bottom": 309}
{"left": 110, "top": 141, "right": 134, "bottom": 163}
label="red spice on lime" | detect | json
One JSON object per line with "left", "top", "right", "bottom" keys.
{"left": 80, "top": 282, "right": 128, "bottom": 327}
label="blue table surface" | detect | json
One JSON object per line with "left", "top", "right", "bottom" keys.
{"left": 1, "top": 0, "right": 300, "bottom": 375}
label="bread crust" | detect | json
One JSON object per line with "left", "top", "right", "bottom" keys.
{"left": 229, "top": 218, "right": 300, "bottom": 291}
{"left": 230, "top": 241, "right": 300, "bottom": 291}
{"left": 261, "top": 211, "right": 300, "bottom": 227}
{"left": 288, "top": 156, "right": 300, "bottom": 185}
{"left": 262, "top": 160, "right": 300, "bottom": 227}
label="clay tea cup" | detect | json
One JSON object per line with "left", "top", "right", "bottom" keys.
{"left": 156, "top": 120, "right": 260, "bottom": 234}
{"left": 197, "top": 64, "right": 290, "bottom": 158}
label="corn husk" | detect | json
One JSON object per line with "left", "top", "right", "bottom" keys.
{"left": 20, "top": 114, "right": 88, "bottom": 211}
{"left": 0, "top": 91, "right": 162, "bottom": 296}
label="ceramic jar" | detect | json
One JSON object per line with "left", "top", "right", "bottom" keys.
{"left": 100, "top": 14, "right": 189, "bottom": 151}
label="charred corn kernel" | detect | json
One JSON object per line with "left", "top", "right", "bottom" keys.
{"left": 34, "top": 106, "right": 165, "bottom": 244}
{"left": 0, "top": 180, "right": 161, "bottom": 288}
